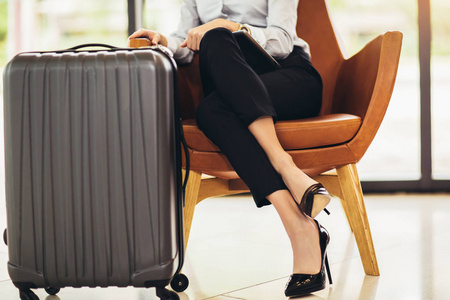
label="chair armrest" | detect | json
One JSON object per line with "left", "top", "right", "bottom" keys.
{"left": 129, "top": 38, "right": 152, "bottom": 48}
{"left": 336, "top": 31, "right": 403, "bottom": 160}
{"left": 178, "top": 55, "right": 204, "bottom": 119}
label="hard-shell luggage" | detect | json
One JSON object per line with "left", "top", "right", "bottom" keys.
{"left": 3, "top": 44, "right": 187, "bottom": 300}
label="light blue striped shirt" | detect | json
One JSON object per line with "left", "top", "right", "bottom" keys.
{"left": 166, "top": 0, "right": 310, "bottom": 64}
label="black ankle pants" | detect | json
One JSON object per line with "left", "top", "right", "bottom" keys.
{"left": 195, "top": 28, "right": 323, "bottom": 207}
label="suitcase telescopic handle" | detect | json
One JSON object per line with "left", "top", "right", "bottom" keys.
{"left": 180, "top": 122, "right": 190, "bottom": 207}
{"left": 67, "top": 44, "right": 118, "bottom": 51}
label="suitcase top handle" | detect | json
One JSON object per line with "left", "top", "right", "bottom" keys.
{"left": 16, "top": 43, "right": 174, "bottom": 59}
{"left": 67, "top": 43, "right": 117, "bottom": 51}
{"left": 62, "top": 43, "right": 174, "bottom": 58}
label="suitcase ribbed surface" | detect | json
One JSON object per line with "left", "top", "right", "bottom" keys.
{"left": 4, "top": 50, "right": 180, "bottom": 288}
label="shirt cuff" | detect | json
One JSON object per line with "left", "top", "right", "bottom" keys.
{"left": 166, "top": 36, "right": 179, "bottom": 55}
{"left": 166, "top": 35, "right": 195, "bottom": 64}
{"left": 247, "top": 25, "right": 267, "bottom": 48}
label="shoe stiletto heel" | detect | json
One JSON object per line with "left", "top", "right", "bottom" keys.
{"left": 298, "top": 183, "right": 331, "bottom": 218}
{"left": 285, "top": 220, "right": 333, "bottom": 297}
{"left": 324, "top": 255, "right": 332, "bottom": 284}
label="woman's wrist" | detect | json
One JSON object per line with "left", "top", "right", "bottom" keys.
{"left": 159, "top": 35, "right": 168, "bottom": 47}
{"left": 215, "top": 18, "right": 240, "bottom": 32}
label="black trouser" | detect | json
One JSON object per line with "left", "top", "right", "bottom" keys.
{"left": 195, "top": 28, "right": 323, "bottom": 207}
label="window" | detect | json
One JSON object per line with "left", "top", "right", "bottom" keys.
{"left": 0, "top": 0, "right": 6, "bottom": 65}
{"left": 431, "top": 0, "right": 450, "bottom": 179}
{"left": 144, "top": 0, "right": 181, "bottom": 35}
{"left": 329, "top": 0, "right": 421, "bottom": 181}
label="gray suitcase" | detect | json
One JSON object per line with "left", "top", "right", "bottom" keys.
{"left": 3, "top": 44, "right": 187, "bottom": 300}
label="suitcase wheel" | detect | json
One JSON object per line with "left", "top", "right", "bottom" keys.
{"left": 170, "top": 273, "right": 189, "bottom": 292}
{"left": 45, "top": 287, "right": 60, "bottom": 295}
{"left": 168, "top": 290, "right": 180, "bottom": 300}
{"left": 156, "top": 287, "right": 180, "bottom": 300}
{"left": 3, "top": 228, "right": 6, "bottom": 245}
{"left": 19, "top": 289, "right": 39, "bottom": 300}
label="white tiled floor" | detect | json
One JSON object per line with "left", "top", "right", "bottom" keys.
{"left": 1, "top": 193, "right": 450, "bottom": 299}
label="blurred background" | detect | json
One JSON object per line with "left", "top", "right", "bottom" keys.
{"left": 1, "top": 2, "right": 449, "bottom": 299}
{"left": 0, "top": 0, "right": 449, "bottom": 189}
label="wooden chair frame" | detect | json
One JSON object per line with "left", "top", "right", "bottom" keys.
{"left": 131, "top": 0, "right": 402, "bottom": 277}
{"left": 179, "top": 1, "right": 403, "bottom": 277}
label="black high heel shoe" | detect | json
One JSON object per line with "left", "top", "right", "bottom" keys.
{"left": 298, "top": 183, "right": 331, "bottom": 218}
{"left": 285, "top": 220, "right": 333, "bottom": 298}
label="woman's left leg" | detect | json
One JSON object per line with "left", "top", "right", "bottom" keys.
{"left": 196, "top": 27, "right": 326, "bottom": 276}
{"left": 267, "top": 189, "right": 322, "bottom": 274}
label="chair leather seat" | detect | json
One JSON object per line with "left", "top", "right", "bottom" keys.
{"left": 183, "top": 113, "right": 362, "bottom": 152}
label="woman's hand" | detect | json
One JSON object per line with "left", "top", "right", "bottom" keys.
{"left": 181, "top": 19, "right": 239, "bottom": 51}
{"left": 127, "top": 29, "right": 168, "bottom": 47}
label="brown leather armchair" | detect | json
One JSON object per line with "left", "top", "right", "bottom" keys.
{"left": 131, "top": 0, "right": 402, "bottom": 276}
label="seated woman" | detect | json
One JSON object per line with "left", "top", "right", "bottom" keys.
{"left": 128, "top": 0, "right": 332, "bottom": 297}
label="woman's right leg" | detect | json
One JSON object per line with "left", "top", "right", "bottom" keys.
{"left": 196, "top": 93, "right": 322, "bottom": 275}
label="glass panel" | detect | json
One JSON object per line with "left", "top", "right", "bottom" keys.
{"left": 329, "top": 0, "right": 421, "bottom": 180}
{"left": 6, "top": 0, "right": 127, "bottom": 56}
{"left": 0, "top": 0, "right": 6, "bottom": 65}
{"left": 143, "top": 0, "right": 181, "bottom": 34}
{"left": 431, "top": 0, "right": 450, "bottom": 179}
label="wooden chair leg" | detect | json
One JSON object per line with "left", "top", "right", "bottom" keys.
{"left": 336, "top": 163, "right": 380, "bottom": 276}
{"left": 183, "top": 170, "right": 202, "bottom": 252}
{"left": 339, "top": 196, "right": 354, "bottom": 233}
{"left": 313, "top": 172, "right": 353, "bottom": 232}
{"left": 312, "top": 172, "right": 343, "bottom": 199}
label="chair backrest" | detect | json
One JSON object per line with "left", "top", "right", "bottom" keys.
{"left": 297, "top": 0, "right": 403, "bottom": 163}
{"left": 296, "top": 0, "right": 344, "bottom": 116}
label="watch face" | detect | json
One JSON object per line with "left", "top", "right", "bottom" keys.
{"left": 240, "top": 25, "right": 251, "bottom": 34}
{"left": 242, "top": 25, "right": 252, "bottom": 34}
